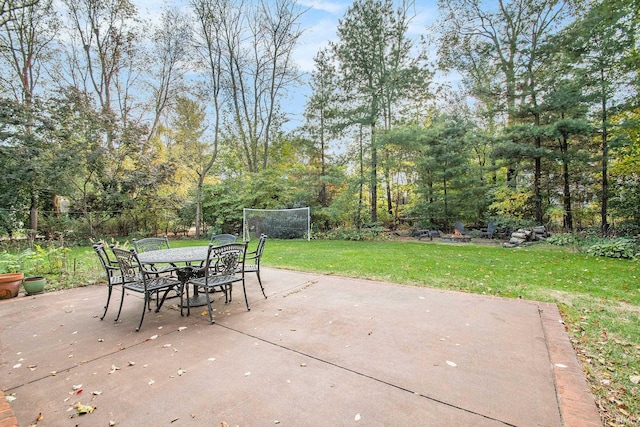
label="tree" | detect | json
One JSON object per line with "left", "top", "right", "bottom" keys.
{"left": 303, "top": 49, "right": 339, "bottom": 208}
{"left": 145, "top": 8, "right": 191, "bottom": 143}
{"left": 169, "top": 96, "right": 212, "bottom": 238}
{"left": 62, "top": 0, "right": 141, "bottom": 150}
{"left": 0, "top": 0, "right": 59, "bottom": 236}
{"left": 332, "top": 0, "right": 428, "bottom": 224}
{"left": 560, "top": 0, "right": 638, "bottom": 233}
{"left": 438, "top": 0, "right": 573, "bottom": 224}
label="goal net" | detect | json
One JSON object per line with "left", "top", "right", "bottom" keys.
{"left": 243, "top": 207, "right": 310, "bottom": 241}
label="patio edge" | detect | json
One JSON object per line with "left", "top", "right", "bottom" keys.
{"left": 540, "top": 302, "right": 603, "bottom": 427}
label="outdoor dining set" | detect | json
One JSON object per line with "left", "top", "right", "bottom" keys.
{"left": 92, "top": 234, "right": 267, "bottom": 332}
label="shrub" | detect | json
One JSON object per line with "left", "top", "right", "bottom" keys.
{"left": 586, "top": 238, "right": 639, "bottom": 259}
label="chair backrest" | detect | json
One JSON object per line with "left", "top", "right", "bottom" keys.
{"left": 93, "top": 243, "right": 115, "bottom": 269}
{"left": 203, "top": 242, "right": 247, "bottom": 277}
{"left": 254, "top": 234, "right": 267, "bottom": 263}
{"left": 93, "top": 243, "right": 121, "bottom": 281}
{"left": 210, "top": 233, "right": 237, "bottom": 246}
{"left": 133, "top": 236, "right": 170, "bottom": 253}
{"left": 110, "top": 247, "right": 144, "bottom": 283}
{"left": 487, "top": 222, "right": 496, "bottom": 238}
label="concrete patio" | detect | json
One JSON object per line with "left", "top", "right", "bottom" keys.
{"left": 1, "top": 268, "right": 601, "bottom": 426}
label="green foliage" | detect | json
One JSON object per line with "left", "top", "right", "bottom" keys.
{"left": 585, "top": 237, "right": 639, "bottom": 259}
{"left": 313, "top": 225, "right": 388, "bottom": 241}
{"left": 0, "top": 244, "right": 67, "bottom": 275}
{"left": 545, "top": 233, "right": 581, "bottom": 247}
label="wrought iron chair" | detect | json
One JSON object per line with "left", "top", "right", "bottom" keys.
{"left": 183, "top": 242, "right": 248, "bottom": 324}
{"left": 132, "top": 236, "right": 177, "bottom": 275}
{"left": 110, "top": 247, "right": 182, "bottom": 332}
{"left": 209, "top": 233, "right": 237, "bottom": 246}
{"left": 243, "top": 234, "right": 267, "bottom": 299}
{"left": 93, "top": 242, "right": 128, "bottom": 321}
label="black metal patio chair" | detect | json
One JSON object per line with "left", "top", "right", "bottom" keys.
{"left": 132, "top": 236, "right": 177, "bottom": 276}
{"left": 110, "top": 247, "right": 182, "bottom": 332}
{"left": 243, "top": 234, "right": 267, "bottom": 299}
{"left": 209, "top": 233, "right": 237, "bottom": 246}
{"left": 183, "top": 242, "right": 248, "bottom": 324}
{"left": 93, "top": 242, "right": 129, "bottom": 321}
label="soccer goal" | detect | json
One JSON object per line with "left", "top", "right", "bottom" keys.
{"left": 243, "top": 207, "right": 310, "bottom": 241}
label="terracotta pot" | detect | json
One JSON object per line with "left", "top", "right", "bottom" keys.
{"left": 23, "top": 276, "right": 46, "bottom": 295}
{"left": 0, "top": 273, "right": 24, "bottom": 299}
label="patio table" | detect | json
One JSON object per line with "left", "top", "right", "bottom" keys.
{"left": 137, "top": 246, "right": 210, "bottom": 308}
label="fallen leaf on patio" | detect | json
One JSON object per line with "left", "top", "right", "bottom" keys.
{"left": 13, "top": 363, "right": 21, "bottom": 369}
{"left": 178, "top": 327, "right": 187, "bottom": 332}
{"left": 98, "top": 338, "right": 104, "bottom": 342}
{"left": 245, "top": 372, "right": 251, "bottom": 376}
{"left": 109, "top": 365, "right": 120, "bottom": 374}
{"left": 201, "top": 310, "right": 208, "bottom": 316}
{"left": 355, "top": 413, "right": 361, "bottom": 421}
{"left": 630, "top": 375, "right": 640, "bottom": 384}
{"left": 28, "top": 365, "right": 37, "bottom": 371}
{"left": 73, "top": 401, "right": 96, "bottom": 415}
{"left": 92, "top": 391, "right": 102, "bottom": 396}
{"left": 300, "top": 363, "right": 307, "bottom": 367}
{"left": 6, "top": 395, "right": 16, "bottom": 403}
{"left": 50, "top": 371, "right": 57, "bottom": 376}
{"left": 178, "top": 369, "right": 186, "bottom": 376}
{"left": 36, "top": 412, "right": 44, "bottom": 421}
{"left": 149, "top": 335, "right": 158, "bottom": 340}
{"left": 446, "top": 361, "right": 457, "bottom": 367}
{"left": 72, "top": 384, "right": 83, "bottom": 391}
{"left": 109, "top": 421, "right": 116, "bottom": 426}
{"left": 221, "top": 422, "right": 229, "bottom": 427}
{"left": 163, "top": 344, "right": 172, "bottom": 348}
{"left": 148, "top": 379, "right": 155, "bottom": 385}
{"left": 128, "top": 361, "right": 135, "bottom": 366}
{"left": 208, "top": 358, "right": 216, "bottom": 362}
{"left": 554, "top": 363, "right": 568, "bottom": 369}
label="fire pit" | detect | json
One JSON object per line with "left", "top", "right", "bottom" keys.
{"left": 441, "top": 229, "right": 471, "bottom": 243}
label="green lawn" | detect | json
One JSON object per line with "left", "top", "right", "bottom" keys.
{"left": 43, "top": 238, "right": 640, "bottom": 425}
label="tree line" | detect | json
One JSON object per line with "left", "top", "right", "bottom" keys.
{"left": 0, "top": 0, "right": 638, "bottom": 241}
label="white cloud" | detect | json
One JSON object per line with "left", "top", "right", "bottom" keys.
{"left": 297, "top": 0, "right": 347, "bottom": 15}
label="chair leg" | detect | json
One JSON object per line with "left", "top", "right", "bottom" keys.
{"left": 256, "top": 271, "right": 267, "bottom": 299}
{"left": 101, "top": 285, "right": 113, "bottom": 320}
{"left": 205, "top": 287, "right": 215, "bottom": 324}
{"left": 136, "top": 293, "right": 149, "bottom": 332}
{"left": 241, "top": 279, "right": 250, "bottom": 311}
{"left": 114, "top": 287, "right": 126, "bottom": 322}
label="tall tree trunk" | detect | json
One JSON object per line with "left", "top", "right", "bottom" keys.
{"left": 561, "top": 135, "right": 573, "bottom": 232}
{"left": 601, "top": 70, "right": 609, "bottom": 235}
{"left": 370, "top": 123, "right": 377, "bottom": 223}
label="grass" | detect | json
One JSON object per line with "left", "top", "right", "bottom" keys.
{"left": 10, "top": 238, "right": 640, "bottom": 425}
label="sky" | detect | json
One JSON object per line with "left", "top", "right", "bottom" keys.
{"left": 133, "top": 0, "right": 442, "bottom": 129}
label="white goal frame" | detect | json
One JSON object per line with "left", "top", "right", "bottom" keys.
{"left": 243, "top": 207, "right": 311, "bottom": 241}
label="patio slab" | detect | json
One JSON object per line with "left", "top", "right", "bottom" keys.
{"left": 1, "top": 268, "right": 600, "bottom": 426}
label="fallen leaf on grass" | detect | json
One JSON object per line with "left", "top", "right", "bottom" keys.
{"left": 630, "top": 375, "right": 640, "bottom": 385}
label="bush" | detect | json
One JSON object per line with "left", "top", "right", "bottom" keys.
{"left": 586, "top": 238, "right": 639, "bottom": 259}
{"left": 546, "top": 233, "right": 581, "bottom": 247}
